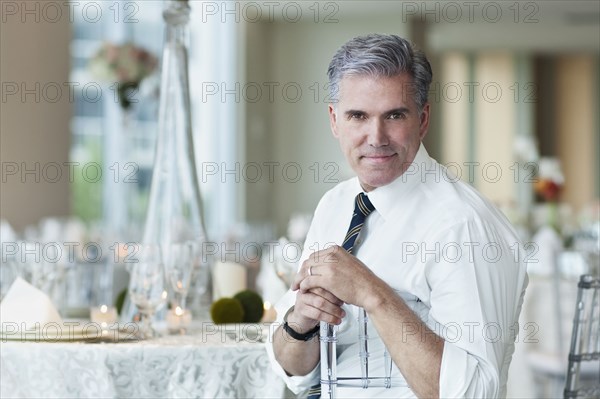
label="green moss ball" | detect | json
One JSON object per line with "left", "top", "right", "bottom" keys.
{"left": 210, "top": 298, "right": 245, "bottom": 324}
{"left": 233, "top": 290, "right": 264, "bottom": 323}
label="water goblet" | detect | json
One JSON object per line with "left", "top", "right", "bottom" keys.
{"left": 273, "top": 237, "right": 300, "bottom": 287}
{"left": 163, "top": 241, "right": 196, "bottom": 333}
{"left": 128, "top": 244, "right": 167, "bottom": 339}
{"left": 187, "top": 244, "right": 212, "bottom": 320}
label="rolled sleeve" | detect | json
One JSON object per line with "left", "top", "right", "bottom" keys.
{"left": 439, "top": 341, "right": 499, "bottom": 398}
{"left": 265, "top": 290, "right": 320, "bottom": 394}
{"left": 265, "top": 339, "right": 320, "bottom": 395}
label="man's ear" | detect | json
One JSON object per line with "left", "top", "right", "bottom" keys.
{"left": 419, "top": 103, "right": 430, "bottom": 140}
{"left": 329, "top": 104, "right": 339, "bottom": 138}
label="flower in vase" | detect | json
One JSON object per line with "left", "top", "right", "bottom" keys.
{"left": 88, "top": 42, "right": 158, "bottom": 110}
{"left": 534, "top": 157, "right": 564, "bottom": 202}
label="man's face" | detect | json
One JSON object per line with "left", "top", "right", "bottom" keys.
{"left": 329, "top": 73, "right": 429, "bottom": 192}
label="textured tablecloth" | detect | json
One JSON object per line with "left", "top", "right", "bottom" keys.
{"left": 0, "top": 325, "right": 285, "bottom": 398}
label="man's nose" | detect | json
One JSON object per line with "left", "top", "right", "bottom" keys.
{"left": 367, "top": 119, "right": 389, "bottom": 147}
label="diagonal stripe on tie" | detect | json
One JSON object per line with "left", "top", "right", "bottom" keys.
{"left": 309, "top": 192, "right": 376, "bottom": 399}
{"left": 341, "top": 193, "right": 375, "bottom": 254}
{"left": 341, "top": 223, "right": 364, "bottom": 249}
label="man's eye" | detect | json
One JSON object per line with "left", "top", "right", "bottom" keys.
{"left": 349, "top": 113, "right": 365, "bottom": 120}
{"left": 388, "top": 112, "right": 405, "bottom": 120}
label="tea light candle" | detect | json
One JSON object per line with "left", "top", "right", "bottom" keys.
{"left": 167, "top": 306, "right": 192, "bottom": 332}
{"left": 90, "top": 305, "right": 118, "bottom": 328}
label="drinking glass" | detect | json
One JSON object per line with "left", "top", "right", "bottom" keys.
{"left": 128, "top": 244, "right": 167, "bottom": 339}
{"left": 164, "top": 242, "right": 195, "bottom": 311}
{"left": 187, "top": 245, "right": 211, "bottom": 319}
{"left": 273, "top": 237, "right": 300, "bottom": 287}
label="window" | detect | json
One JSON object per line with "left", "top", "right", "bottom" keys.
{"left": 70, "top": 1, "right": 242, "bottom": 240}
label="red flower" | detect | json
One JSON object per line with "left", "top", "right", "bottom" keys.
{"left": 534, "top": 179, "right": 562, "bottom": 202}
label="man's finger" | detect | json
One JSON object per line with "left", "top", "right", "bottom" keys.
{"left": 308, "top": 286, "right": 343, "bottom": 306}
{"left": 296, "top": 300, "right": 345, "bottom": 325}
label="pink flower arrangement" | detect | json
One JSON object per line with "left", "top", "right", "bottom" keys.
{"left": 88, "top": 42, "right": 158, "bottom": 109}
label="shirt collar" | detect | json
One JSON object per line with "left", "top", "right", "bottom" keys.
{"left": 359, "top": 143, "right": 432, "bottom": 222}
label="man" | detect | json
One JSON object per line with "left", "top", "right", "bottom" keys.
{"left": 266, "top": 34, "right": 528, "bottom": 398}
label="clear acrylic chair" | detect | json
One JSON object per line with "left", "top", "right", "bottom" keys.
{"left": 564, "top": 274, "right": 600, "bottom": 399}
{"left": 319, "top": 310, "right": 396, "bottom": 399}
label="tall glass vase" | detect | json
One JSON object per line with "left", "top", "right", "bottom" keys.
{"left": 133, "top": 0, "right": 209, "bottom": 322}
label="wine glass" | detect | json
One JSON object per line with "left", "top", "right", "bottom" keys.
{"left": 181, "top": 243, "right": 211, "bottom": 322}
{"left": 273, "top": 237, "right": 300, "bottom": 287}
{"left": 163, "top": 241, "right": 197, "bottom": 333}
{"left": 128, "top": 244, "right": 167, "bottom": 339}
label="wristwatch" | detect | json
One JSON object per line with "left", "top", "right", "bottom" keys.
{"left": 283, "top": 306, "right": 320, "bottom": 341}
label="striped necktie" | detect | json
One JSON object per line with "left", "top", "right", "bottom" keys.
{"left": 341, "top": 192, "right": 376, "bottom": 254}
{"left": 307, "top": 192, "right": 376, "bottom": 399}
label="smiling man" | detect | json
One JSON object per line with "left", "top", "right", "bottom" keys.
{"left": 266, "top": 34, "right": 528, "bottom": 399}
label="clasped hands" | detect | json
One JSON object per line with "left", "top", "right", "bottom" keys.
{"left": 288, "top": 245, "right": 380, "bottom": 330}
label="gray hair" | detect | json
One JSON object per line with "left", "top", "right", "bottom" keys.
{"left": 327, "top": 34, "right": 432, "bottom": 111}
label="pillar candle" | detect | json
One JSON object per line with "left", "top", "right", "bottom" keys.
{"left": 212, "top": 261, "right": 247, "bottom": 300}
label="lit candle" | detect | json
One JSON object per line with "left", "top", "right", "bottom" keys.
{"left": 167, "top": 306, "right": 192, "bottom": 333}
{"left": 90, "top": 305, "right": 118, "bottom": 328}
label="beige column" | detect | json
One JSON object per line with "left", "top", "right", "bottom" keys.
{"left": 474, "top": 52, "right": 516, "bottom": 205}
{"left": 555, "top": 55, "right": 597, "bottom": 210}
{"left": 0, "top": 12, "right": 72, "bottom": 231}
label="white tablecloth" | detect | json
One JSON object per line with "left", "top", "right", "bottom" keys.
{"left": 1, "top": 325, "right": 285, "bottom": 398}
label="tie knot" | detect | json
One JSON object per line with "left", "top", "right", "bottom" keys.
{"left": 354, "top": 192, "right": 376, "bottom": 218}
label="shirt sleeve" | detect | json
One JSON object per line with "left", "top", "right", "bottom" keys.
{"left": 264, "top": 194, "right": 329, "bottom": 394}
{"left": 264, "top": 289, "right": 321, "bottom": 395}
{"left": 424, "top": 217, "right": 527, "bottom": 398}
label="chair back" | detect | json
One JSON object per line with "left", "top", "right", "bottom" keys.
{"left": 564, "top": 274, "right": 600, "bottom": 399}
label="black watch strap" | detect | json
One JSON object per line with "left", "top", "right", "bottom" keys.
{"left": 282, "top": 306, "right": 320, "bottom": 341}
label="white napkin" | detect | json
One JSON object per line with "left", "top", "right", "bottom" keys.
{"left": 530, "top": 226, "right": 563, "bottom": 276}
{"left": 0, "top": 219, "right": 17, "bottom": 244}
{"left": 0, "top": 277, "right": 63, "bottom": 332}
{"left": 256, "top": 239, "right": 290, "bottom": 305}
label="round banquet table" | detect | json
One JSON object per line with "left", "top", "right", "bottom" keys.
{"left": 0, "top": 322, "right": 286, "bottom": 399}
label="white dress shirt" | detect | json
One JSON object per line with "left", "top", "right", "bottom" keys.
{"left": 266, "top": 144, "right": 528, "bottom": 398}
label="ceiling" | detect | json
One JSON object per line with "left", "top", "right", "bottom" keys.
{"left": 267, "top": 1, "right": 600, "bottom": 52}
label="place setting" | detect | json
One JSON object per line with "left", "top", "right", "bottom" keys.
{"left": 0, "top": 276, "right": 137, "bottom": 344}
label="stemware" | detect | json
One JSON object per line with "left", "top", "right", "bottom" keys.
{"left": 128, "top": 244, "right": 167, "bottom": 338}
{"left": 164, "top": 242, "right": 195, "bottom": 309}
{"left": 273, "top": 237, "right": 300, "bottom": 287}
{"left": 187, "top": 245, "right": 211, "bottom": 319}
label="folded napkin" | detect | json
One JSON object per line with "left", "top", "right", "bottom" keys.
{"left": 0, "top": 219, "right": 17, "bottom": 244}
{"left": 0, "top": 277, "right": 62, "bottom": 332}
{"left": 530, "top": 226, "right": 563, "bottom": 276}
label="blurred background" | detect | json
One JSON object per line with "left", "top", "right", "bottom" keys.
{"left": 2, "top": 0, "right": 598, "bottom": 236}
{"left": 1, "top": 1, "right": 599, "bottom": 397}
